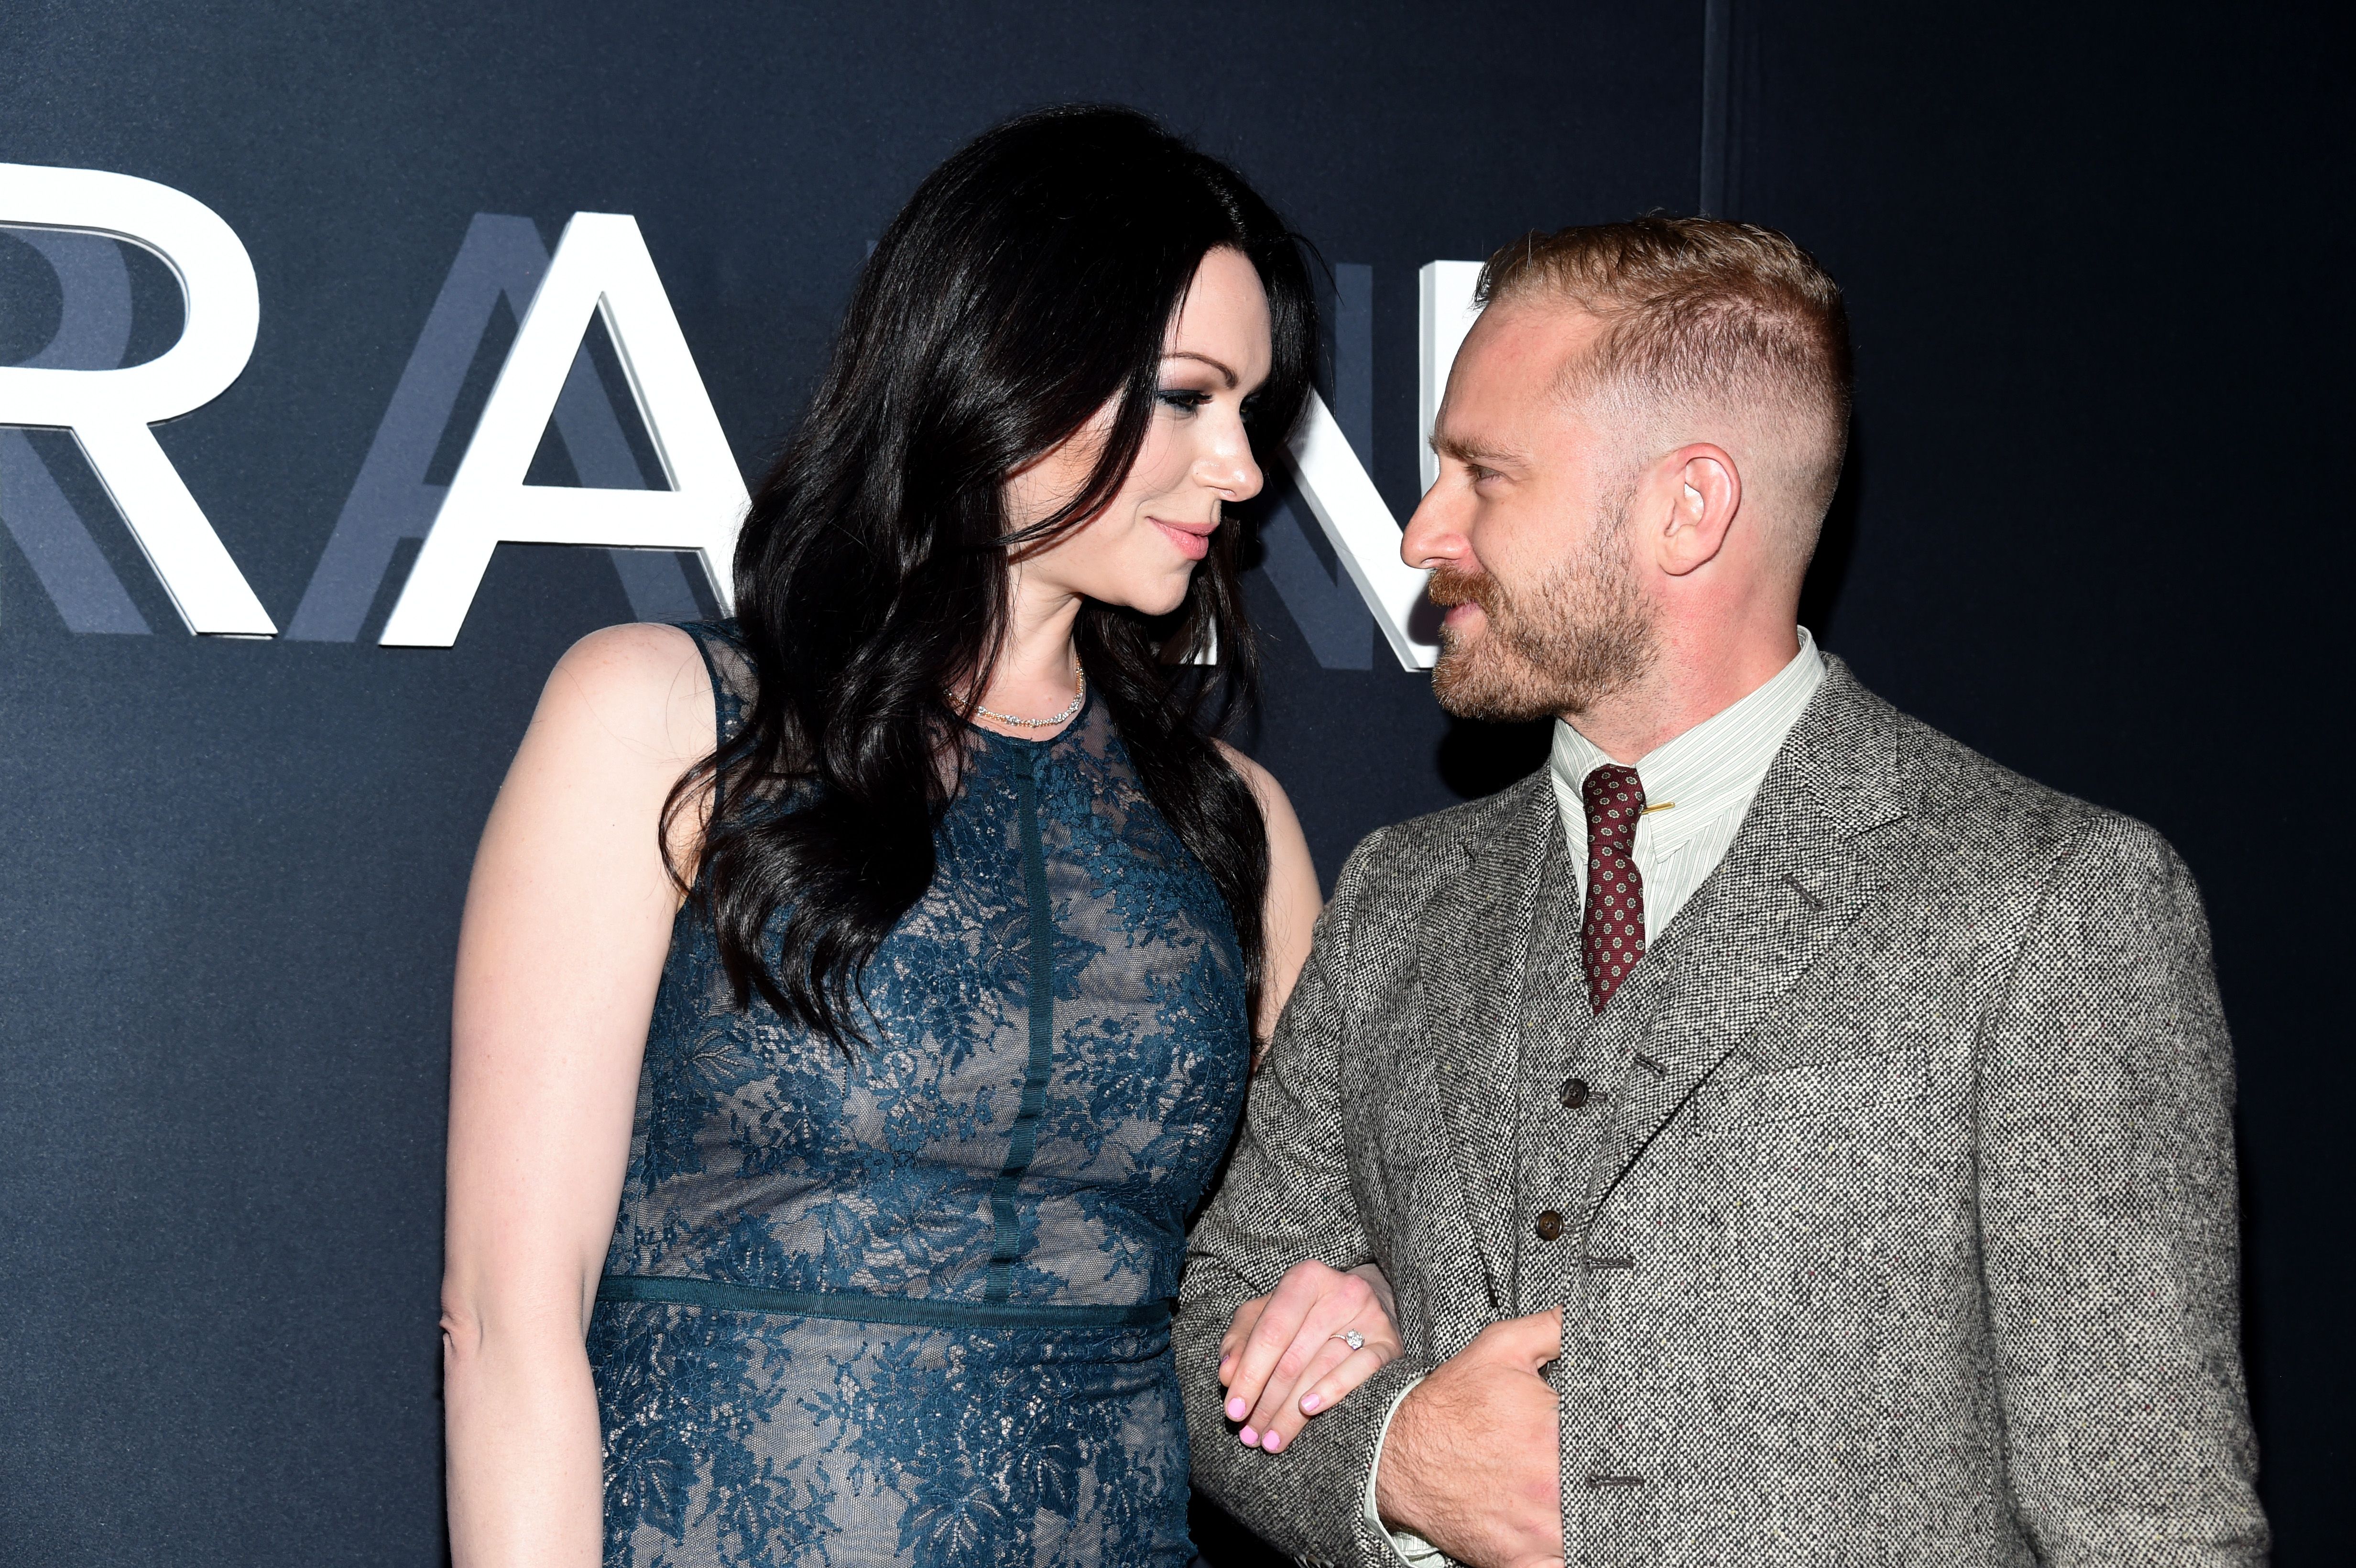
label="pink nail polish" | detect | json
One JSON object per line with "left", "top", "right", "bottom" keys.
{"left": 1263, "top": 1431, "right": 1284, "bottom": 1452}
{"left": 1225, "top": 1397, "right": 1246, "bottom": 1420}
{"left": 1300, "top": 1393, "right": 1322, "bottom": 1413}
{"left": 1238, "top": 1426, "right": 1258, "bottom": 1446}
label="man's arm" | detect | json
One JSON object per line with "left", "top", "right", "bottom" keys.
{"left": 1978, "top": 812, "right": 2267, "bottom": 1565}
{"left": 1178, "top": 888, "right": 1432, "bottom": 1568}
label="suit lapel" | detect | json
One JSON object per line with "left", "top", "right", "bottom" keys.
{"left": 1582, "top": 658, "right": 1914, "bottom": 1222}
{"left": 1416, "top": 775, "right": 1559, "bottom": 1302}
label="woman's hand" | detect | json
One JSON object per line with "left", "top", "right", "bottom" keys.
{"left": 1216, "top": 1259, "right": 1402, "bottom": 1455}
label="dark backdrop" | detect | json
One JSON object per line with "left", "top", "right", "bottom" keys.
{"left": 1, "top": 3, "right": 2344, "bottom": 1563}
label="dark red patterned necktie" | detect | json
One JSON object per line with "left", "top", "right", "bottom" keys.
{"left": 1581, "top": 763, "right": 1647, "bottom": 1012}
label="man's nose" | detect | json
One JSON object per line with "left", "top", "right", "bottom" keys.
{"left": 1400, "top": 484, "right": 1465, "bottom": 570}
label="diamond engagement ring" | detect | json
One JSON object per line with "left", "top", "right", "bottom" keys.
{"left": 1332, "top": 1329, "right": 1365, "bottom": 1351}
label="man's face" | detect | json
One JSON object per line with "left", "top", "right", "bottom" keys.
{"left": 1402, "top": 301, "right": 1659, "bottom": 723}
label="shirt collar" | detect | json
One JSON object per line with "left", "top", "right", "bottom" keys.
{"left": 1548, "top": 627, "right": 1826, "bottom": 849}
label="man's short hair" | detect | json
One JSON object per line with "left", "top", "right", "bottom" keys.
{"left": 1479, "top": 216, "right": 1853, "bottom": 560}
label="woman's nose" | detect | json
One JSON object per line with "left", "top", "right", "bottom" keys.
{"left": 1198, "top": 420, "right": 1263, "bottom": 502}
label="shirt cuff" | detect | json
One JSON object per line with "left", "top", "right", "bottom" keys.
{"left": 1360, "top": 1372, "right": 1444, "bottom": 1566}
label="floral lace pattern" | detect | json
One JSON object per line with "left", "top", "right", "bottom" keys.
{"left": 588, "top": 623, "right": 1248, "bottom": 1566}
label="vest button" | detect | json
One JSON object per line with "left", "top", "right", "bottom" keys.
{"left": 1560, "top": 1077, "right": 1591, "bottom": 1109}
{"left": 1534, "top": 1209, "right": 1565, "bottom": 1241}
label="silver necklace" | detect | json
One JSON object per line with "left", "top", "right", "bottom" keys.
{"left": 974, "top": 665, "right": 1085, "bottom": 730}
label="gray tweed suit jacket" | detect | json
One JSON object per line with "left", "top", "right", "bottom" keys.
{"left": 1177, "top": 658, "right": 2266, "bottom": 1568}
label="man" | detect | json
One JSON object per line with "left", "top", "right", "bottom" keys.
{"left": 1176, "top": 218, "right": 2266, "bottom": 1568}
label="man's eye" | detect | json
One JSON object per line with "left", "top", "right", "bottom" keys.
{"left": 1156, "top": 389, "right": 1212, "bottom": 412}
{"left": 1469, "top": 465, "right": 1499, "bottom": 483}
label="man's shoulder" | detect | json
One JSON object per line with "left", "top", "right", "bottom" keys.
{"left": 1841, "top": 664, "right": 2181, "bottom": 891}
{"left": 1306, "top": 777, "right": 1548, "bottom": 1003}
{"left": 1889, "top": 699, "right": 2091, "bottom": 838}
{"left": 1331, "top": 771, "right": 1549, "bottom": 907}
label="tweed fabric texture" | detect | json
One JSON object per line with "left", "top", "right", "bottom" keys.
{"left": 1175, "top": 658, "right": 2265, "bottom": 1568}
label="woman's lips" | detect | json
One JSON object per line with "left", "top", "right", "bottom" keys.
{"left": 1150, "top": 518, "right": 1212, "bottom": 561}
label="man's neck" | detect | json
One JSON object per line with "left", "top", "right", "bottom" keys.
{"left": 1564, "top": 623, "right": 1802, "bottom": 764}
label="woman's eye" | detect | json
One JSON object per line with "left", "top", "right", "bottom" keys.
{"left": 1156, "top": 389, "right": 1213, "bottom": 413}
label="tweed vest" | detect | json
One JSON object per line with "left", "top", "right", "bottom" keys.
{"left": 1508, "top": 818, "right": 1663, "bottom": 1318}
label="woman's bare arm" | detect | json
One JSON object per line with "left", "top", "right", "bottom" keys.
{"left": 1204, "top": 746, "right": 1402, "bottom": 1447}
{"left": 1214, "top": 741, "right": 1322, "bottom": 1039}
{"left": 441, "top": 624, "right": 714, "bottom": 1568}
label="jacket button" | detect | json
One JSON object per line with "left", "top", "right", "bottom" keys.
{"left": 1534, "top": 1209, "right": 1564, "bottom": 1241}
{"left": 1559, "top": 1077, "right": 1591, "bottom": 1109}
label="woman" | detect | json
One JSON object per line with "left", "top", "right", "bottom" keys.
{"left": 440, "top": 106, "right": 1399, "bottom": 1567}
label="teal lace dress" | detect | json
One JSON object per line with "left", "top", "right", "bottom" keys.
{"left": 586, "top": 622, "right": 1251, "bottom": 1567}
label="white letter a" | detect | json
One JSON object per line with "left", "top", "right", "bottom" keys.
{"left": 379, "top": 212, "right": 746, "bottom": 646}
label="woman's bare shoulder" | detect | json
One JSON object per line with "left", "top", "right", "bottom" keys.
{"left": 1211, "top": 738, "right": 1281, "bottom": 802}
{"left": 542, "top": 622, "right": 718, "bottom": 766}
{"left": 1212, "top": 740, "right": 1314, "bottom": 863}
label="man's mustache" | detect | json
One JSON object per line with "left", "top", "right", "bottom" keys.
{"left": 1426, "top": 564, "right": 1500, "bottom": 615}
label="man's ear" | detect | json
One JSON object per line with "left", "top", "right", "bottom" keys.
{"left": 1654, "top": 444, "right": 1740, "bottom": 577}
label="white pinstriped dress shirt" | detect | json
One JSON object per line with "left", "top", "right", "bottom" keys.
{"left": 1361, "top": 627, "right": 1827, "bottom": 1564}
{"left": 1544, "top": 626, "right": 1828, "bottom": 945}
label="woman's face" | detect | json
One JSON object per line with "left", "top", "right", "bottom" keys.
{"left": 1006, "top": 245, "right": 1275, "bottom": 618}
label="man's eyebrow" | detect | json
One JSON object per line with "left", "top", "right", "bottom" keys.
{"left": 1162, "top": 350, "right": 1239, "bottom": 389}
{"left": 1430, "top": 430, "right": 1526, "bottom": 468}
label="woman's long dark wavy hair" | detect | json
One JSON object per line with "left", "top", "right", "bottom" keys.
{"left": 663, "top": 104, "right": 1316, "bottom": 1052}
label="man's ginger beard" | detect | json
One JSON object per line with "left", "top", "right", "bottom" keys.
{"left": 1428, "top": 491, "right": 1659, "bottom": 722}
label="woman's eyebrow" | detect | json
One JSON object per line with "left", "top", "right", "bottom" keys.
{"left": 1161, "top": 350, "right": 1239, "bottom": 388}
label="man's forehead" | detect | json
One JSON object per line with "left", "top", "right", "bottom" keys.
{"left": 1463, "top": 297, "right": 1606, "bottom": 375}
{"left": 1437, "top": 300, "right": 1611, "bottom": 451}
{"left": 1435, "top": 305, "right": 1579, "bottom": 425}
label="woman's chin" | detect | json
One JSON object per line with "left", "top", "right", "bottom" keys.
{"left": 1092, "top": 571, "right": 1197, "bottom": 620}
